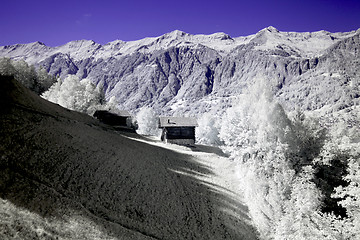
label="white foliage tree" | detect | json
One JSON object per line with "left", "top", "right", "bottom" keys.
{"left": 219, "top": 79, "right": 292, "bottom": 160}
{"left": 136, "top": 107, "right": 160, "bottom": 136}
{"left": 42, "top": 75, "right": 104, "bottom": 114}
{"left": 275, "top": 166, "right": 324, "bottom": 239}
{"left": 0, "top": 57, "right": 16, "bottom": 76}
{"left": 37, "top": 67, "right": 56, "bottom": 92}
{"left": 196, "top": 112, "right": 222, "bottom": 146}
{"left": 219, "top": 79, "right": 296, "bottom": 238}
{"left": 0, "top": 57, "right": 56, "bottom": 94}
{"left": 332, "top": 158, "right": 360, "bottom": 239}
{"left": 218, "top": 78, "right": 332, "bottom": 239}
{"left": 12, "top": 60, "right": 37, "bottom": 90}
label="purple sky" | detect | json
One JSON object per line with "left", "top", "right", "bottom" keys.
{"left": 1, "top": 0, "right": 360, "bottom": 46}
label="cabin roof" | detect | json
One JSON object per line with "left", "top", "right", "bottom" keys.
{"left": 159, "top": 116, "right": 198, "bottom": 127}
{"left": 116, "top": 110, "right": 132, "bottom": 117}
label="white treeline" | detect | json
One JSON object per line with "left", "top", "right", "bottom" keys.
{"left": 0, "top": 57, "right": 56, "bottom": 94}
{"left": 0, "top": 58, "right": 116, "bottom": 116}
{"left": 196, "top": 79, "right": 360, "bottom": 239}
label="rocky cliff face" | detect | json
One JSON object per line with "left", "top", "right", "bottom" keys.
{"left": 1, "top": 27, "right": 359, "bottom": 117}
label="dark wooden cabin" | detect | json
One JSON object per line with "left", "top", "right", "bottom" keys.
{"left": 93, "top": 110, "right": 134, "bottom": 130}
{"left": 158, "top": 117, "right": 198, "bottom": 145}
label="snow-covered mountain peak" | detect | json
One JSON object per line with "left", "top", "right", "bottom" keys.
{"left": 202, "top": 32, "right": 233, "bottom": 41}
{"left": 1, "top": 28, "right": 359, "bottom": 72}
{"left": 156, "top": 30, "right": 192, "bottom": 44}
{"left": 104, "top": 40, "right": 126, "bottom": 49}
{"left": 100, "top": 30, "right": 237, "bottom": 57}
{"left": 2, "top": 28, "right": 358, "bottom": 63}
{"left": 165, "top": 30, "right": 189, "bottom": 38}
{"left": 103, "top": 35, "right": 173, "bottom": 56}
{"left": 249, "top": 27, "right": 360, "bottom": 57}
{"left": 261, "top": 26, "right": 280, "bottom": 33}
{"left": 0, "top": 41, "right": 51, "bottom": 63}
{"left": 5, "top": 41, "right": 47, "bottom": 49}
{"left": 29, "top": 41, "right": 47, "bottom": 46}
{"left": 55, "top": 40, "right": 102, "bottom": 60}
{"left": 60, "top": 39, "right": 100, "bottom": 49}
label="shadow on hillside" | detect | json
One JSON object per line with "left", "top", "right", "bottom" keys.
{"left": 0, "top": 76, "right": 258, "bottom": 239}
{"left": 120, "top": 132, "right": 230, "bottom": 158}
{"left": 191, "top": 144, "right": 230, "bottom": 157}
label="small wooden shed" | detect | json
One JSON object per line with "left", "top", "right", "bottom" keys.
{"left": 158, "top": 117, "right": 198, "bottom": 145}
{"left": 93, "top": 110, "right": 134, "bottom": 129}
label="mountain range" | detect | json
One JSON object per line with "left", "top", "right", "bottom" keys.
{"left": 1, "top": 26, "right": 359, "bottom": 120}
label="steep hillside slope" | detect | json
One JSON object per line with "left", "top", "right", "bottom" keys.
{"left": 0, "top": 27, "right": 359, "bottom": 116}
{"left": 0, "top": 75, "right": 258, "bottom": 239}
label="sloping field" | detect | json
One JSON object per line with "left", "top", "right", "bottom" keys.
{"left": 0, "top": 75, "right": 258, "bottom": 239}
